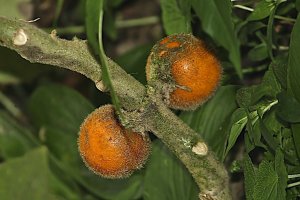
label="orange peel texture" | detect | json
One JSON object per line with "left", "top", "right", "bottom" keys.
{"left": 78, "top": 105, "right": 151, "bottom": 178}
{"left": 146, "top": 34, "right": 222, "bottom": 110}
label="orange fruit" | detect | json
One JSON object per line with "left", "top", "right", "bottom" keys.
{"left": 78, "top": 105, "right": 151, "bottom": 178}
{"left": 146, "top": 34, "right": 222, "bottom": 110}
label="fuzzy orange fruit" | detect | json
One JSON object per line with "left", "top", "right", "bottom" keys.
{"left": 78, "top": 105, "right": 151, "bottom": 178}
{"left": 146, "top": 34, "right": 222, "bottom": 110}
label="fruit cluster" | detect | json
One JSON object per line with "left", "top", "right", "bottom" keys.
{"left": 78, "top": 34, "right": 221, "bottom": 178}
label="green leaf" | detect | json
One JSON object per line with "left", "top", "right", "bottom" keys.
{"left": 0, "top": 110, "right": 36, "bottom": 159}
{"left": 277, "top": 92, "right": 300, "bottom": 123}
{"left": 0, "top": 47, "right": 50, "bottom": 83}
{"left": 291, "top": 124, "right": 300, "bottom": 161}
{"left": 288, "top": 14, "right": 300, "bottom": 102}
{"left": 143, "top": 140, "right": 199, "bottom": 200}
{"left": 253, "top": 159, "right": 280, "bottom": 200}
{"left": 274, "top": 149, "right": 288, "bottom": 200}
{"left": 28, "top": 84, "right": 94, "bottom": 135}
{"left": 28, "top": 84, "right": 143, "bottom": 200}
{"left": 191, "top": 0, "right": 241, "bottom": 77}
{"left": 160, "top": 0, "right": 191, "bottom": 34}
{"left": 271, "top": 56, "right": 288, "bottom": 90}
{"left": 0, "top": 147, "right": 79, "bottom": 200}
{"left": 180, "top": 86, "right": 238, "bottom": 160}
{"left": 259, "top": 118, "right": 280, "bottom": 152}
{"left": 248, "top": 43, "right": 268, "bottom": 61}
{"left": 243, "top": 155, "right": 256, "bottom": 200}
{"left": 224, "top": 108, "right": 247, "bottom": 156}
{"left": 247, "top": 1, "right": 275, "bottom": 21}
{"left": 236, "top": 68, "right": 281, "bottom": 108}
{"left": 116, "top": 44, "right": 153, "bottom": 85}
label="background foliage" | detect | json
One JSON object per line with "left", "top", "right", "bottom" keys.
{"left": 0, "top": 0, "right": 300, "bottom": 199}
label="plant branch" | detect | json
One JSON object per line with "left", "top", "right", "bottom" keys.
{"left": 0, "top": 17, "right": 231, "bottom": 200}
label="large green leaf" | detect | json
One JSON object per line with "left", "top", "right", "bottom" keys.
{"left": 27, "top": 84, "right": 143, "bottom": 200}
{"left": 191, "top": 0, "right": 241, "bottom": 77}
{"left": 0, "top": 47, "right": 50, "bottom": 83}
{"left": 160, "top": 0, "right": 191, "bottom": 34}
{"left": 288, "top": 14, "right": 300, "bottom": 102}
{"left": 0, "top": 147, "right": 79, "bottom": 200}
{"left": 143, "top": 140, "right": 199, "bottom": 200}
{"left": 28, "top": 84, "right": 94, "bottom": 134}
{"left": 180, "top": 86, "right": 238, "bottom": 160}
{"left": 0, "top": 110, "right": 36, "bottom": 159}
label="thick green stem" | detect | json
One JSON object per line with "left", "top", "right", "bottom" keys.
{"left": 0, "top": 17, "right": 231, "bottom": 200}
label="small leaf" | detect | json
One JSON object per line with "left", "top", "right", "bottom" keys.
{"left": 143, "top": 140, "right": 199, "bottom": 200}
{"left": 248, "top": 1, "right": 275, "bottom": 21}
{"left": 271, "top": 56, "right": 288, "bottom": 90}
{"left": 160, "top": 0, "right": 191, "bottom": 34}
{"left": 253, "top": 159, "right": 279, "bottom": 200}
{"left": 236, "top": 68, "right": 281, "bottom": 108}
{"left": 191, "top": 0, "right": 241, "bottom": 77}
{"left": 288, "top": 14, "right": 300, "bottom": 102}
{"left": 277, "top": 92, "right": 300, "bottom": 123}
{"left": 259, "top": 118, "right": 280, "bottom": 152}
{"left": 224, "top": 108, "right": 247, "bottom": 157}
{"left": 248, "top": 43, "right": 268, "bottom": 61}
{"left": 243, "top": 154, "right": 256, "bottom": 200}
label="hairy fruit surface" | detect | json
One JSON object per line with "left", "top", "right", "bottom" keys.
{"left": 146, "top": 34, "right": 222, "bottom": 110}
{"left": 78, "top": 105, "right": 151, "bottom": 178}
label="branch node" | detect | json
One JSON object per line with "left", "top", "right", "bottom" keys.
{"left": 13, "top": 29, "right": 27, "bottom": 46}
{"left": 95, "top": 80, "right": 107, "bottom": 92}
{"left": 192, "top": 141, "right": 208, "bottom": 156}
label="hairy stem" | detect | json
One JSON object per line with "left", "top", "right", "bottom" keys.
{"left": 0, "top": 17, "right": 231, "bottom": 200}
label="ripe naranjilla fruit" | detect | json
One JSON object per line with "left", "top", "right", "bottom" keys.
{"left": 146, "top": 34, "right": 222, "bottom": 110}
{"left": 78, "top": 105, "right": 151, "bottom": 178}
